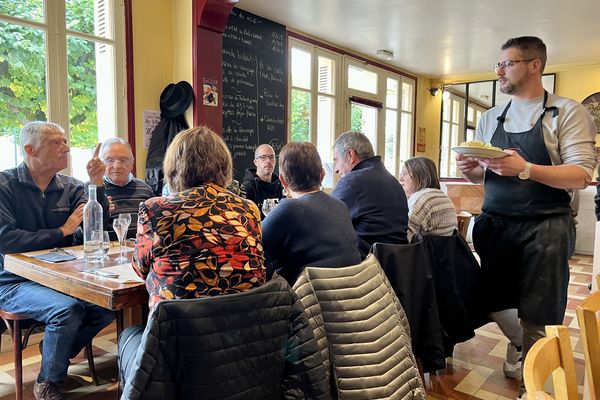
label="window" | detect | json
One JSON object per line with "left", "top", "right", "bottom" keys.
{"left": 0, "top": 0, "right": 126, "bottom": 180}
{"left": 289, "top": 36, "right": 416, "bottom": 187}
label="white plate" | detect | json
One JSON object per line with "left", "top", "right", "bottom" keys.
{"left": 452, "top": 146, "right": 508, "bottom": 159}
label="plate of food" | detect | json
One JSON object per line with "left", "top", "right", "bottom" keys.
{"left": 452, "top": 141, "right": 508, "bottom": 159}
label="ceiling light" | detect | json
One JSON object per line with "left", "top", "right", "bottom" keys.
{"left": 376, "top": 49, "right": 394, "bottom": 61}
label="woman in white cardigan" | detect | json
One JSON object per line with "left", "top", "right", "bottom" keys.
{"left": 399, "top": 157, "right": 457, "bottom": 242}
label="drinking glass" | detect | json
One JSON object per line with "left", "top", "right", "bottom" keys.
{"left": 118, "top": 213, "right": 132, "bottom": 236}
{"left": 102, "top": 231, "right": 111, "bottom": 259}
{"left": 113, "top": 219, "right": 128, "bottom": 263}
{"left": 262, "top": 198, "right": 279, "bottom": 216}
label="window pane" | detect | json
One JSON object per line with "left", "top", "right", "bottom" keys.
{"left": 386, "top": 78, "right": 398, "bottom": 109}
{"left": 317, "top": 95, "right": 334, "bottom": 188}
{"left": 0, "top": 1, "right": 44, "bottom": 22}
{"left": 68, "top": 35, "right": 118, "bottom": 180}
{"left": 441, "top": 123, "right": 450, "bottom": 176}
{"left": 66, "top": 0, "right": 113, "bottom": 39}
{"left": 399, "top": 113, "right": 412, "bottom": 164}
{"left": 442, "top": 96, "right": 451, "bottom": 122}
{"left": 0, "top": 20, "right": 47, "bottom": 171}
{"left": 467, "top": 106, "right": 474, "bottom": 123}
{"left": 401, "top": 81, "right": 413, "bottom": 112}
{"left": 291, "top": 89, "right": 310, "bottom": 142}
{"left": 451, "top": 99, "right": 460, "bottom": 123}
{"left": 450, "top": 124, "right": 459, "bottom": 176}
{"left": 350, "top": 103, "right": 377, "bottom": 150}
{"left": 384, "top": 110, "right": 397, "bottom": 174}
{"left": 317, "top": 56, "right": 334, "bottom": 95}
{"left": 347, "top": 64, "right": 377, "bottom": 94}
{"left": 291, "top": 47, "right": 311, "bottom": 90}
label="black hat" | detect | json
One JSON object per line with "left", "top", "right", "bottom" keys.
{"left": 159, "top": 81, "right": 194, "bottom": 118}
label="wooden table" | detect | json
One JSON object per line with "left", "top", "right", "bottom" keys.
{"left": 3, "top": 246, "right": 148, "bottom": 334}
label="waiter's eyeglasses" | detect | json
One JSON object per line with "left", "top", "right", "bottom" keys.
{"left": 493, "top": 59, "right": 534, "bottom": 72}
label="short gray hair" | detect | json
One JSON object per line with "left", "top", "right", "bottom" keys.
{"left": 99, "top": 138, "right": 132, "bottom": 161}
{"left": 333, "top": 131, "right": 374, "bottom": 161}
{"left": 21, "top": 121, "right": 64, "bottom": 151}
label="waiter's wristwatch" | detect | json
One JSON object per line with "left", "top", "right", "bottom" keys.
{"left": 518, "top": 162, "right": 532, "bottom": 180}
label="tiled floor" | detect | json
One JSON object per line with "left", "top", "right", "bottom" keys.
{"left": 0, "top": 254, "right": 594, "bottom": 399}
{"left": 426, "top": 254, "right": 593, "bottom": 400}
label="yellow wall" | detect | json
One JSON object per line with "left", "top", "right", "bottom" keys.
{"left": 172, "top": 0, "right": 193, "bottom": 125}
{"left": 414, "top": 79, "right": 442, "bottom": 165}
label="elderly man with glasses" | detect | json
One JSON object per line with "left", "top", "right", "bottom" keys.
{"left": 456, "top": 36, "right": 597, "bottom": 399}
{"left": 241, "top": 144, "right": 284, "bottom": 218}
{"left": 99, "top": 138, "right": 154, "bottom": 239}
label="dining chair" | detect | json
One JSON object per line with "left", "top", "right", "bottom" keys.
{"left": 0, "top": 310, "right": 99, "bottom": 400}
{"left": 523, "top": 325, "right": 578, "bottom": 400}
{"left": 456, "top": 211, "right": 472, "bottom": 240}
{"left": 576, "top": 280, "right": 600, "bottom": 400}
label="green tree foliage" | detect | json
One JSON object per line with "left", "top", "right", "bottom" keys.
{"left": 291, "top": 89, "right": 310, "bottom": 142}
{"left": 0, "top": 0, "right": 98, "bottom": 148}
{"left": 351, "top": 104, "right": 363, "bottom": 131}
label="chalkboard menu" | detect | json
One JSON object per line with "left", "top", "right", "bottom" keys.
{"left": 222, "top": 8, "right": 287, "bottom": 181}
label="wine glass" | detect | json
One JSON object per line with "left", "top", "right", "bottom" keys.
{"left": 102, "top": 231, "right": 111, "bottom": 259}
{"left": 262, "top": 198, "right": 279, "bottom": 216}
{"left": 113, "top": 219, "right": 128, "bottom": 263}
{"left": 118, "top": 213, "right": 132, "bottom": 236}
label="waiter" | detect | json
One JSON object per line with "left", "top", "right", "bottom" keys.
{"left": 457, "top": 36, "right": 597, "bottom": 398}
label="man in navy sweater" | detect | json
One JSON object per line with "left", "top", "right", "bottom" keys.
{"left": 331, "top": 131, "right": 409, "bottom": 256}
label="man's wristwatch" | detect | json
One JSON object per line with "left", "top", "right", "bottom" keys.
{"left": 518, "top": 162, "right": 532, "bottom": 180}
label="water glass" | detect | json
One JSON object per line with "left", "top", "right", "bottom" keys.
{"left": 262, "top": 198, "right": 279, "bottom": 216}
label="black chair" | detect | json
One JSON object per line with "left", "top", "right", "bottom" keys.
{"left": 0, "top": 310, "right": 99, "bottom": 400}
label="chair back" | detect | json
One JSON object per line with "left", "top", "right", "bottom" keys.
{"left": 456, "top": 211, "right": 472, "bottom": 239}
{"left": 523, "top": 325, "right": 578, "bottom": 399}
{"left": 576, "top": 286, "right": 600, "bottom": 400}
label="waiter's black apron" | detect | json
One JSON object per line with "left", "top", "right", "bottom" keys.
{"left": 473, "top": 91, "right": 575, "bottom": 326}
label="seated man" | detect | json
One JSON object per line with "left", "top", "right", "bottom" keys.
{"left": 331, "top": 131, "right": 409, "bottom": 256}
{"left": 241, "top": 144, "right": 284, "bottom": 218}
{"left": 99, "top": 138, "right": 154, "bottom": 239}
{"left": 0, "top": 122, "right": 115, "bottom": 400}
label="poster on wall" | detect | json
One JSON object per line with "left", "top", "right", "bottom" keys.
{"left": 203, "top": 78, "right": 219, "bottom": 107}
{"left": 416, "top": 127, "right": 427, "bottom": 152}
{"left": 143, "top": 110, "right": 161, "bottom": 149}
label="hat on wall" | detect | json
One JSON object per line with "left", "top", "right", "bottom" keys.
{"left": 159, "top": 81, "right": 194, "bottom": 118}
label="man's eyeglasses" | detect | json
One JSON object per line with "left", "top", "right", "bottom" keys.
{"left": 493, "top": 59, "right": 534, "bottom": 72}
{"left": 255, "top": 155, "right": 276, "bottom": 161}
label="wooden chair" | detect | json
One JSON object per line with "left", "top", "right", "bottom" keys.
{"left": 576, "top": 280, "right": 600, "bottom": 400}
{"left": 0, "top": 310, "right": 98, "bottom": 400}
{"left": 456, "top": 211, "right": 472, "bottom": 240}
{"left": 523, "top": 325, "right": 578, "bottom": 400}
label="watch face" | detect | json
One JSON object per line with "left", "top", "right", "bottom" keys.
{"left": 582, "top": 92, "right": 600, "bottom": 133}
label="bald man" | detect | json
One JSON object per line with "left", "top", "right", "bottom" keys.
{"left": 241, "top": 144, "right": 284, "bottom": 218}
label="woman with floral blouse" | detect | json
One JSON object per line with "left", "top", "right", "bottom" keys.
{"left": 132, "top": 126, "right": 265, "bottom": 307}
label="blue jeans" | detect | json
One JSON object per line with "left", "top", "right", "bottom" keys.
{"left": 0, "top": 280, "right": 115, "bottom": 383}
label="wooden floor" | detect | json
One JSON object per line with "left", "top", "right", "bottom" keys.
{"left": 0, "top": 254, "right": 593, "bottom": 399}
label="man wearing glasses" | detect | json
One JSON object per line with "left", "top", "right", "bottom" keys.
{"left": 456, "top": 36, "right": 597, "bottom": 398}
{"left": 99, "top": 138, "right": 153, "bottom": 239}
{"left": 241, "top": 144, "right": 284, "bottom": 218}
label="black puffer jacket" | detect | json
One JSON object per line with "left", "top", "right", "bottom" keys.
{"left": 119, "top": 276, "right": 329, "bottom": 400}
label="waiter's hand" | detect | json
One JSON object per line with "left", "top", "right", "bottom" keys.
{"left": 87, "top": 144, "right": 106, "bottom": 186}
{"left": 455, "top": 153, "right": 481, "bottom": 175}
{"left": 479, "top": 149, "right": 528, "bottom": 176}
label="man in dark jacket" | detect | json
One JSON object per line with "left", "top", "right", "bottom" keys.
{"left": 331, "top": 131, "right": 409, "bottom": 256}
{"left": 0, "top": 122, "right": 115, "bottom": 400}
{"left": 241, "top": 144, "right": 284, "bottom": 218}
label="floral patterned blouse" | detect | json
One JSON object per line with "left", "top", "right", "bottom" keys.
{"left": 133, "top": 183, "right": 266, "bottom": 307}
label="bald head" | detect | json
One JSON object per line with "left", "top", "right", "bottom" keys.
{"left": 253, "top": 144, "right": 276, "bottom": 182}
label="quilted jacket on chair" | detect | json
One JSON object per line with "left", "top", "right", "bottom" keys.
{"left": 293, "top": 254, "right": 426, "bottom": 400}
{"left": 119, "top": 276, "right": 329, "bottom": 400}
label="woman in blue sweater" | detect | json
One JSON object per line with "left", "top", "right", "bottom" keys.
{"left": 262, "top": 142, "right": 362, "bottom": 285}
